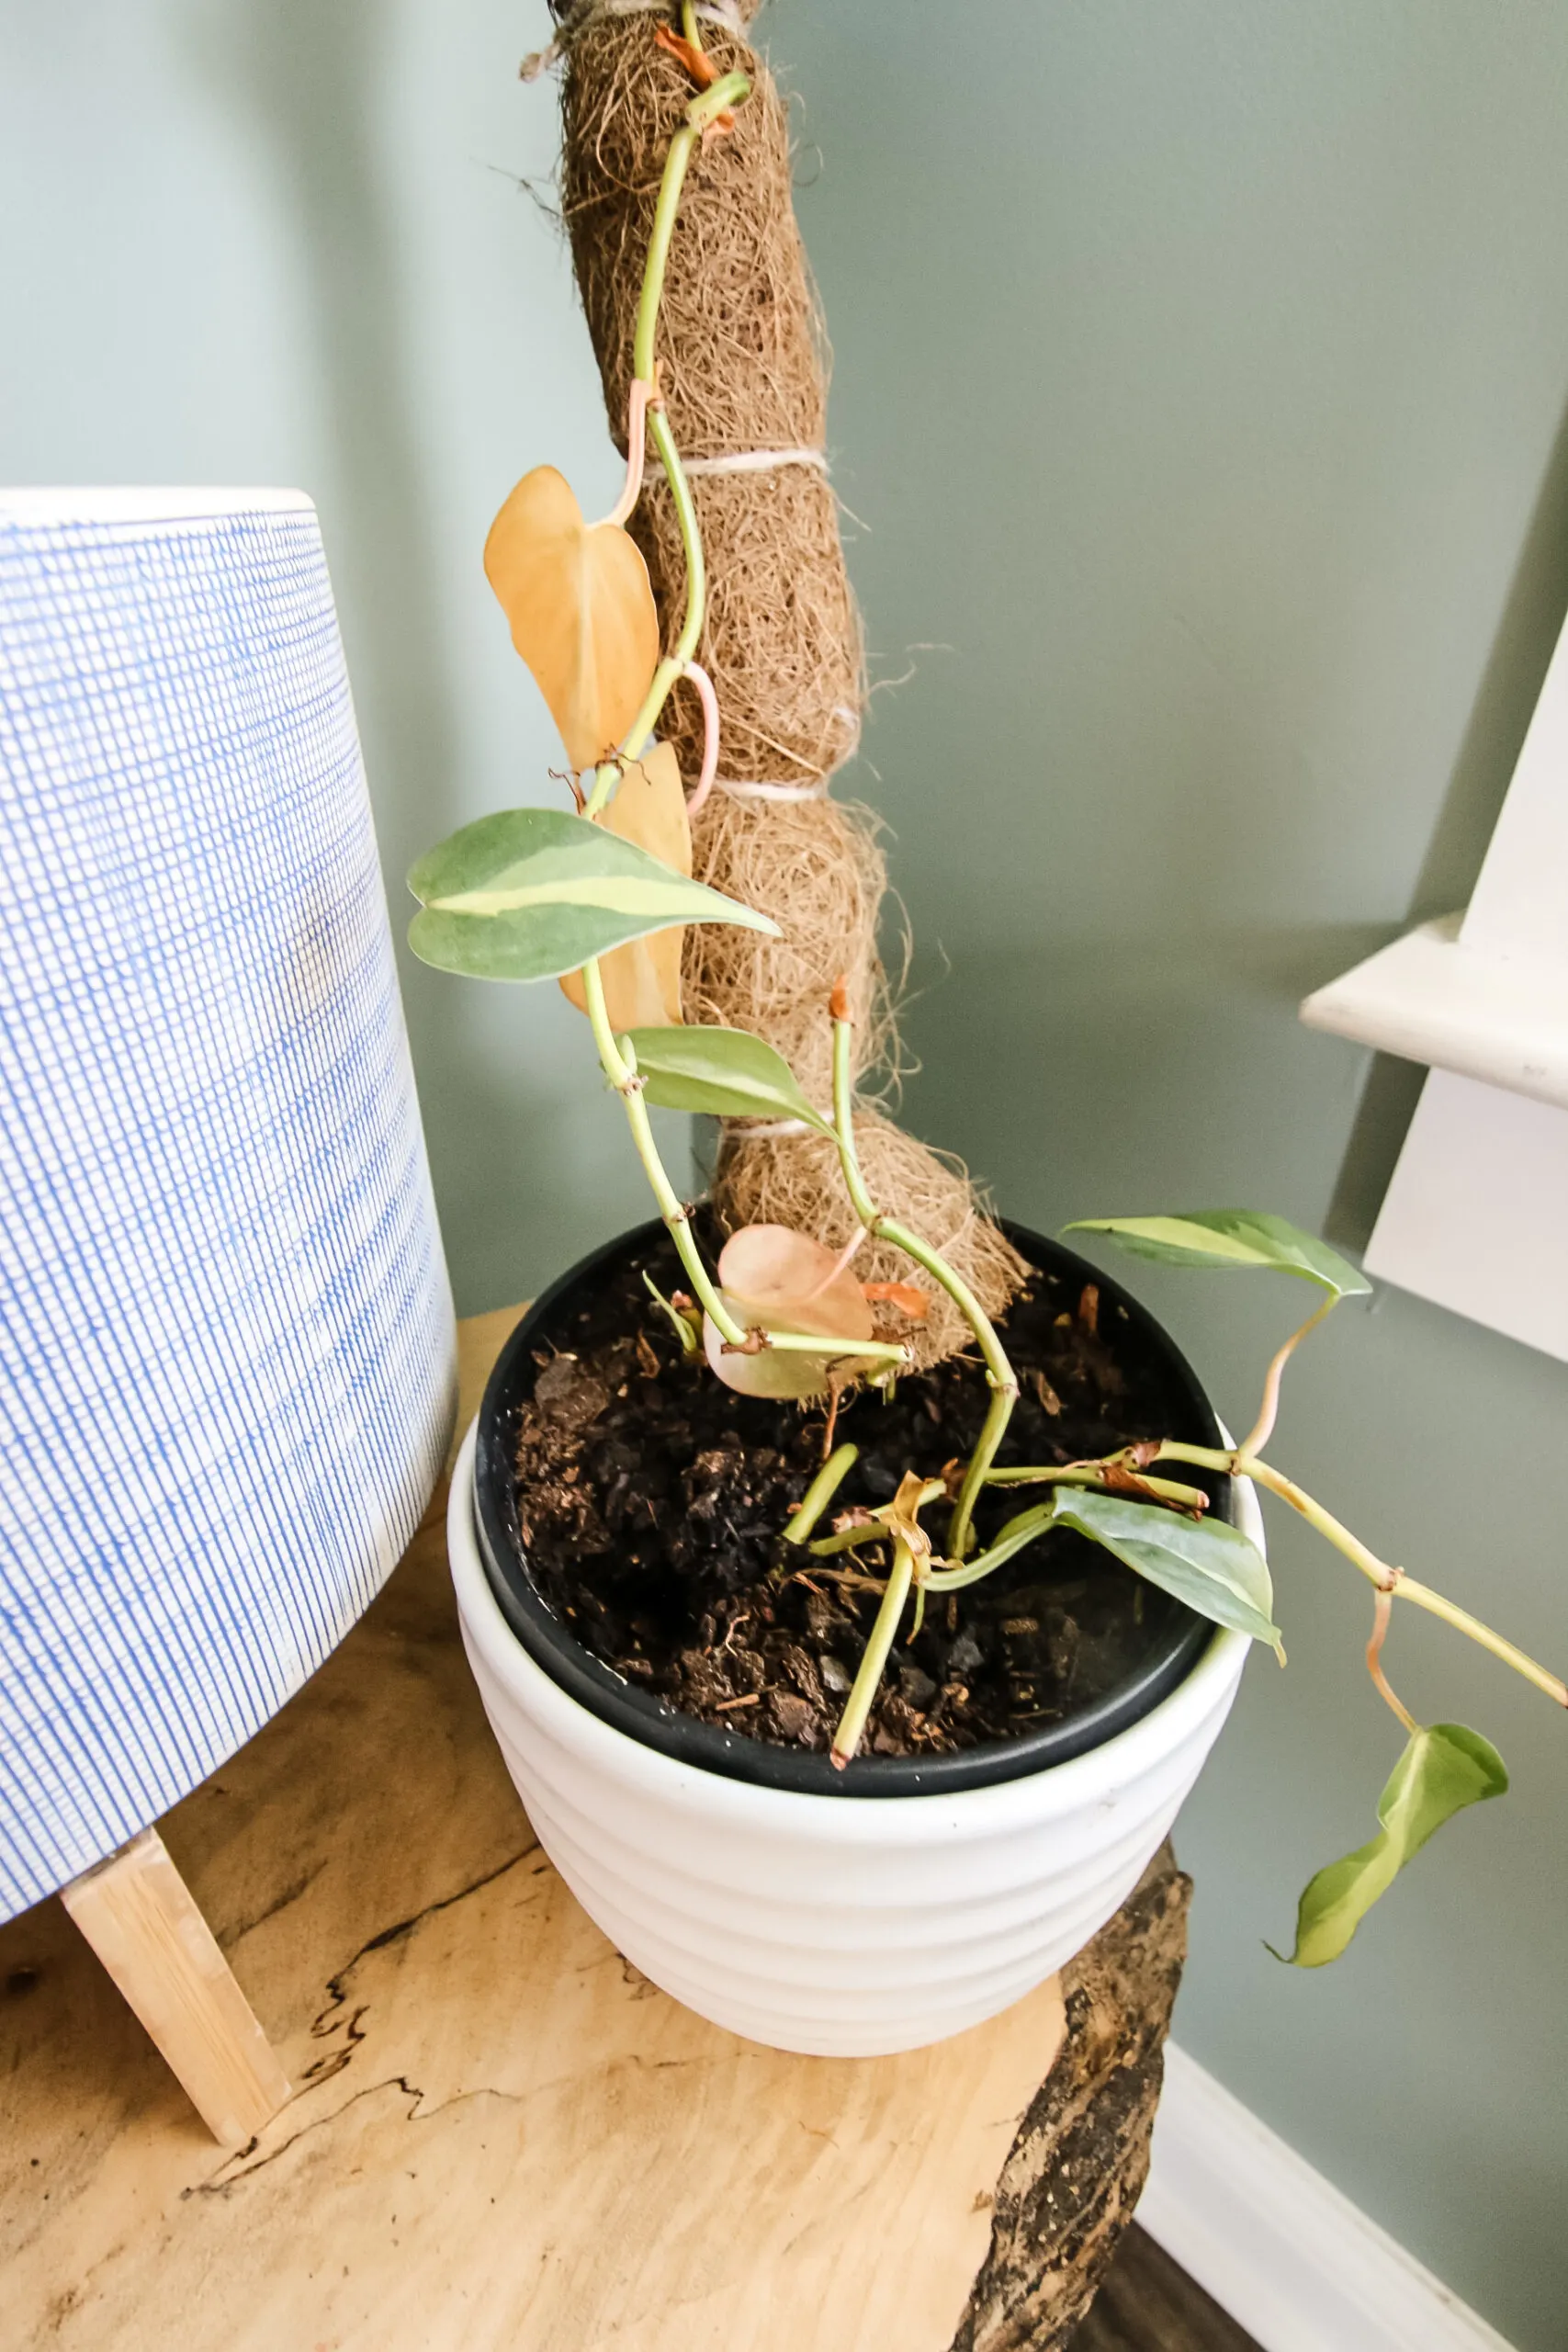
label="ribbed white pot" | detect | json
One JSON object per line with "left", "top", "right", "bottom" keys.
{"left": 449, "top": 1421, "right": 1257, "bottom": 2056}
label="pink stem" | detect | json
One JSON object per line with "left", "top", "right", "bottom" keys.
{"left": 604, "top": 378, "right": 654, "bottom": 531}
{"left": 1240, "top": 1292, "right": 1335, "bottom": 1457}
{"left": 807, "top": 1230, "right": 867, "bottom": 1296}
{"left": 682, "top": 659, "right": 721, "bottom": 816}
{"left": 1366, "top": 1589, "right": 1418, "bottom": 1734}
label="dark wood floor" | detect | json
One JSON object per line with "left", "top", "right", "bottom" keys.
{"left": 1071, "top": 2227, "right": 1262, "bottom": 2352}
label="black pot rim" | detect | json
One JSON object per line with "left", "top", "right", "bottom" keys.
{"left": 474, "top": 1216, "right": 1232, "bottom": 1798}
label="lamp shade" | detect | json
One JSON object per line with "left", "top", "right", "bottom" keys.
{"left": 0, "top": 489, "right": 456, "bottom": 1919}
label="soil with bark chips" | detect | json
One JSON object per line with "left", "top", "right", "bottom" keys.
{"left": 512, "top": 1222, "right": 1221, "bottom": 1759}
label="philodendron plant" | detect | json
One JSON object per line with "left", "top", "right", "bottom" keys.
{"left": 411, "top": 43, "right": 1564, "bottom": 1966}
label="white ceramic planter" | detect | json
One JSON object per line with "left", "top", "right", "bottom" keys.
{"left": 448, "top": 1420, "right": 1258, "bottom": 2057}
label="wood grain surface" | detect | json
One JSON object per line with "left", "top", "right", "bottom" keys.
{"left": 3, "top": 1304, "right": 1108, "bottom": 2352}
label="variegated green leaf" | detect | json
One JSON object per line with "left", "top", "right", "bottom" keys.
{"left": 408, "top": 808, "right": 777, "bottom": 984}
{"left": 1062, "top": 1210, "right": 1370, "bottom": 1300}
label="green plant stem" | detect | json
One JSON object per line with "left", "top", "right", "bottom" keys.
{"left": 644, "top": 1269, "right": 699, "bottom": 1353}
{"left": 649, "top": 410, "right": 706, "bottom": 670}
{"left": 828, "top": 1014, "right": 1018, "bottom": 1556}
{"left": 1156, "top": 1442, "right": 1399, "bottom": 1583}
{"left": 1153, "top": 1440, "right": 1568, "bottom": 1709}
{"left": 807, "top": 1525, "right": 887, "bottom": 1559}
{"left": 583, "top": 74, "right": 748, "bottom": 824}
{"left": 583, "top": 961, "right": 742, "bottom": 1338}
{"left": 1390, "top": 1577, "right": 1568, "bottom": 1700}
{"left": 923, "top": 1504, "right": 1056, "bottom": 1593}
{"left": 633, "top": 136, "right": 695, "bottom": 383}
{"left": 632, "top": 88, "right": 745, "bottom": 380}
{"left": 947, "top": 1385, "right": 1017, "bottom": 1559}
{"left": 831, "top": 1532, "right": 916, "bottom": 1768}
{"left": 781, "top": 1444, "right": 859, "bottom": 1545}
{"left": 681, "top": 1, "right": 703, "bottom": 51}
{"left": 584, "top": 668, "right": 682, "bottom": 819}
{"left": 581, "top": 968, "right": 905, "bottom": 1370}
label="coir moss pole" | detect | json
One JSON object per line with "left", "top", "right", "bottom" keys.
{"left": 549, "top": 0, "right": 1025, "bottom": 1366}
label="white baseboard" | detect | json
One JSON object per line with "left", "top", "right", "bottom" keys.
{"left": 1139, "top": 2044, "right": 1517, "bottom": 2352}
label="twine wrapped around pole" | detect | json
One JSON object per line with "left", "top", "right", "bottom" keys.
{"left": 552, "top": 1, "right": 1025, "bottom": 1364}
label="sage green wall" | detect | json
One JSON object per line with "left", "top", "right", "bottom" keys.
{"left": 3, "top": 3, "right": 1565, "bottom": 2343}
{"left": 783, "top": 8, "right": 1568, "bottom": 2346}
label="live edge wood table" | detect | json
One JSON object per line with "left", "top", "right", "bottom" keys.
{"left": 0, "top": 1308, "right": 1193, "bottom": 2352}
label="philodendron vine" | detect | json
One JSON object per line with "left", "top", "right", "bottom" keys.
{"left": 410, "top": 33, "right": 1565, "bottom": 1967}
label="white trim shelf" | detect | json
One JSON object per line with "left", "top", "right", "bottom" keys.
{"left": 1301, "top": 912, "right": 1568, "bottom": 1112}
{"left": 1297, "top": 598, "right": 1568, "bottom": 1363}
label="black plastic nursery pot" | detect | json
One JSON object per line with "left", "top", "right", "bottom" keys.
{"left": 474, "top": 1216, "right": 1235, "bottom": 1798}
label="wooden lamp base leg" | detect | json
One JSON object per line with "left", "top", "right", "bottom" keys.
{"left": 59, "top": 1827, "right": 290, "bottom": 2148}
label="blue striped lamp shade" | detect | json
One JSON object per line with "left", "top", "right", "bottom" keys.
{"left": 0, "top": 489, "right": 457, "bottom": 1919}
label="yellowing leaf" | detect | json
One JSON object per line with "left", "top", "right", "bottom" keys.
{"left": 559, "top": 743, "right": 689, "bottom": 1029}
{"left": 705, "top": 1225, "right": 876, "bottom": 1400}
{"left": 484, "top": 467, "right": 660, "bottom": 769}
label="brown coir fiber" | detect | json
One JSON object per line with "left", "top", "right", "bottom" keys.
{"left": 554, "top": 2, "right": 1025, "bottom": 1361}
{"left": 716, "top": 1111, "right": 1027, "bottom": 1374}
{"left": 637, "top": 469, "right": 862, "bottom": 790}
{"left": 560, "top": 10, "right": 815, "bottom": 459}
{"left": 561, "top": 16, "right": 860, "bottom": 793}
{"left": 682, "top": 790, "right": 889, "bottom": 1105}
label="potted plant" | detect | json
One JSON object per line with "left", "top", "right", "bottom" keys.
{"left": 422, "top": 26, "right": 1563, "bottom": 2058}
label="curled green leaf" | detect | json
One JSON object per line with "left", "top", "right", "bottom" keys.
{"left": 1274, "top": 1724, "right": 1508, "bottom": 1968}
{"left": 1062, "top": 1210, "right": 1370, "bottom": 1301}
{"left": 621, "top": 1024, "right": 832, "bottom": 1134}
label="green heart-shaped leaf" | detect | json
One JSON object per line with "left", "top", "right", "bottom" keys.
{"left": 1049, "top": 1487, "right": 1281, "bottom": 1648}
{"left": 1274, "top": 1724, "right": 1507, "bottom": 1968}
{"left": 622, "top": 1025, "right": 832, "bottom": 1134}
{"left": 408, "top": 808, "right": 778, "bottom": 983}
{"left": 1062, "top": 1210, "right": 1370, "bottom": 1300}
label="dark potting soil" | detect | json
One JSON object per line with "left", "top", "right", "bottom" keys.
{"left": 512, "top": 1221, "right": 1223, "bottom": 1760}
